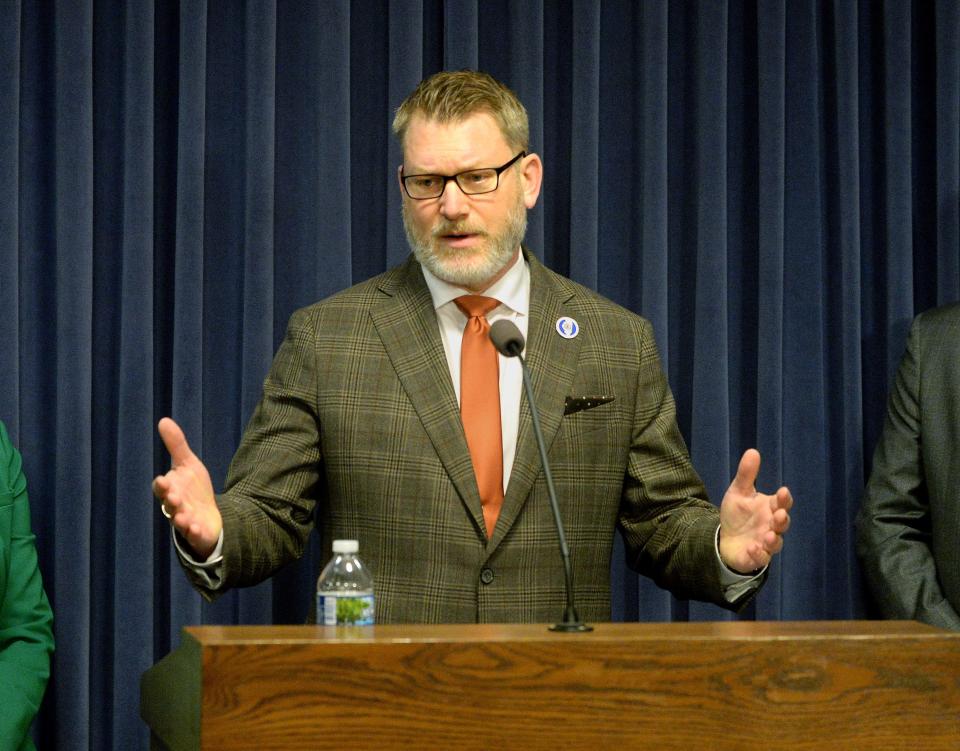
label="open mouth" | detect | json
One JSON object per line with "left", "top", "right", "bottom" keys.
{"left": 437, "top": 231, "right": 482, "bottom": 248}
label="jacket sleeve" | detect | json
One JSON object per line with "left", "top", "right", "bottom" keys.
{"left": 0, "top": 422, "right": 55, "bottom": 748}
{"left": 181, "top": 307, "right": 322, "bottom": 599}
{"left": 617, "top": 318, "right": 758, "bottom": 610}
{"left": 856, "top": 315, "right": 960, "bottom": 629}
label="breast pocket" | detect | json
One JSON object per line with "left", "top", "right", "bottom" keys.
{"left": 562, "top": 395, "right": 617, "bottom": 438}
{"left": 557, "top": 398, "right": 629, "bottom": 476}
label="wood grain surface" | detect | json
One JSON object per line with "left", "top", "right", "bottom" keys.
{"left": 141, "top": 621, "right": 960, "bottom": 750}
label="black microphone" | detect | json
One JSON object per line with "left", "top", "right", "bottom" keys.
{"left": 489, "top": 319, "right": 592, "bottom": 632}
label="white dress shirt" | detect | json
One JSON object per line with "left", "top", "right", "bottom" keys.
{"left": 419, "top": 252, "right": 528, "bottom": 496}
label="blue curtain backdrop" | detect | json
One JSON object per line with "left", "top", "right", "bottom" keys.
{"left": 2, "top": 0, "right": 959, "bottom": 748}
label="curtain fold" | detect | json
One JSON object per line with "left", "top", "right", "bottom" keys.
{"left": 387, "top": 1, "right": 423, "bottom": 269}
{"left": 103, "top": 1, "right": 157, "bottom": 746}
{"left": 0, "top": 1, "right": 20, "bottom": 432}
{"left": 51, "top": 2, "right": 95, "bottom": 748}
{"left": 4, "top": 1, "right": 960, "bottom": 747}
{"left": 937, "top": 2, "right": 960, "bottom": 303}
{"left": 163, "top": 0, "right": 208, "bottom": 647}
{"left": 690, "top": 0, "right": 731, "bottom": 493}
{"left": 508, "top": 0, "right": 545, "bottom": 255}
{"left": 754, "top": 0, "right": 786, "bottom": 620}
{"left": 234, "top": 0, "right": 277, "bottom": 625}
{"left": 687, "top": 1, "right": 732, "bottom": 623}
{"left": 568, "top": 0, "right": 600, "bottom": 289}
{"left": 882, "top": 0, "right": 915, "bottom": 380}
{"left": 636, "top": 1, "right": 669, "bottom": 350}
{"left": 445, "top": 0, "right": 478, "bottom": 69}
{"left": 830, "top": 0, "right": 865, "bottom": 619}
{"left": 780, "top": 0, "right": 825, "bottom": 618}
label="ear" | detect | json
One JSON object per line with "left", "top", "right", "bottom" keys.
{"left": 396, "top": 164, "right": 407, "bottom": 199}
{"left": 520, "top": 153, "right": 543, "bottom": 209}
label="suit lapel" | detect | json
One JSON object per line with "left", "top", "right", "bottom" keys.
{"left": 488, "top": 251, "right": 582, "bottom": 550}
{"left": 369, "top": 258, "right": 486, "bottom": 535}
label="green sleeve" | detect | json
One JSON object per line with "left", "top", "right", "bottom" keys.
{"left": 0, "top": 422, "right": 54, "bottom": 749}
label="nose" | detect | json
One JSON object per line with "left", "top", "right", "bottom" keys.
{"left": 438, "top": 178, "right": 469, "bottom": 221}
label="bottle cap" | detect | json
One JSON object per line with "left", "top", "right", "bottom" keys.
{"left": 332, "top": 539, "right": 359, "bottom": 554}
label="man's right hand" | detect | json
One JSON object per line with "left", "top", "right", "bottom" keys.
{"left": 152, "top": 417, "right": 223, "bottom": 560}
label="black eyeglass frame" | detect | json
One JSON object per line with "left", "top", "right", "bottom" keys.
{"left": 400, "top": 151, "right": 527, "bottom": 200}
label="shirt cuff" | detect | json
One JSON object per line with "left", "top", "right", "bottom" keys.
{"left": 715, "top": 525, "right": 766, "bottom": 603}
{"left": 172, "top": 527, "right": 225, "bottom": 589}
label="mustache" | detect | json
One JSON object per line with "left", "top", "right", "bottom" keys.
{"left": 432, "top": 222, "right": 487, "bottom": 238}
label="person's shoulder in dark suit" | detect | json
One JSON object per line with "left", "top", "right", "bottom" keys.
{"left": 913, "top": 301, "right": 960, "bottom": 348}
{"left": 856, "top": 301, "right": 960, "bottom": 630}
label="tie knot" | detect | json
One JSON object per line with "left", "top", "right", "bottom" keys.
{"left": 455, "top": 295, "right": 500, "bottom": 319}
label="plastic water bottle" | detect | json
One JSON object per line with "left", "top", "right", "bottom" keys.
{"left": 315, "top": 539, "right": 375, "bottom": 625}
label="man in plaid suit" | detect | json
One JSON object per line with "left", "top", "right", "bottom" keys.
{"left": 153, "top": 71, "right": 793, "bottom": 623}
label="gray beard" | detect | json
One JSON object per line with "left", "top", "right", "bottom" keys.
{"left": 403, "top": 198, "right": 527, "bottom": 290}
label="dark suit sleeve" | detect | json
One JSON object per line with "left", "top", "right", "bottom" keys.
{"left": 0, "top": 423, "right": 54, "bottom": 747}
{"left": 856, "top": 315, "right": 960, "bottom": 629}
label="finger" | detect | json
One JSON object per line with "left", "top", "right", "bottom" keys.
{"left": 732, "top": 448, "right": 761, "bottom": 494}
{"left": 763, "top": 533, "right": 784, "bottom": 556}
{"left": 773, "top": 486, "right": 793, "bottom": 511}
{"left": 160, "top": 492, "right": 180, "bottom": 519}
{"left": 771, "top": 508, "right": 790, "bottom": 533}
{"left": 152, "top": 475, "right": 170, "bottom": 499}
{"left": 158, "top": 417, "right": 197, "bottom": 468}
{"left": 747, "top": 543, "right": 771, "bottom": 568}
{"left": 171, "top": 503, "right": 196, "bottom": 533}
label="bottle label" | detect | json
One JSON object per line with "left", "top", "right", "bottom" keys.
{"left": 317, "top": 593, "right": 375, "bottom": 625}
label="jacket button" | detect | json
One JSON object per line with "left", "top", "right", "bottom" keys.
{"left": 480, "top": 567, "right": 495, "bottom": 585}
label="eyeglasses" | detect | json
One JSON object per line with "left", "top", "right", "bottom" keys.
{"left": 401, "top": 152, "right": 526, "bottom": 200}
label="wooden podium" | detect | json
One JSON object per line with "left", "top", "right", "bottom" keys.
{"left": 141, "top": 620, "right": 960, "bottom": 750}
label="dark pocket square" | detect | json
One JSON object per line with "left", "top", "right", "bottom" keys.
{"left": 564, "top": 395, "right": 615, "bottom": 415}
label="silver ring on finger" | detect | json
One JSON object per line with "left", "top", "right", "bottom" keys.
{"left": 161, "top": 503, "right": 173, "bottom": 520}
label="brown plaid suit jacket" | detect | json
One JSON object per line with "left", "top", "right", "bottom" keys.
{"left": 186, "top": 249, "right": 736, "bottom": 622}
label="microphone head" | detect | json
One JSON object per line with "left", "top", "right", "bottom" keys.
{"left": 489, "top": 319, "right": 525, "bottom": 357}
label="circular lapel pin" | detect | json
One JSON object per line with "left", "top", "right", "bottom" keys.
{"left": 555, "top": 317, "right": 579, "bottom": 339}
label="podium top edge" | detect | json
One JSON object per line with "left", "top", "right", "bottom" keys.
{"left": 181, "top": 620, "right": 955, "bottom": 646}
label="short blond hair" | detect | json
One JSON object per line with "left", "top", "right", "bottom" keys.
{"left": 393, "top": 70, "right": 529, "bottom": 152}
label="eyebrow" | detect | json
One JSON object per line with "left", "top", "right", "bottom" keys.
{"left": 403, "top": 158, "right": 504, "bottom": 175}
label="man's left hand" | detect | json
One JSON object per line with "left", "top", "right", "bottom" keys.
{"left": 718, "top": 449, "right": 792, "bottom": 574}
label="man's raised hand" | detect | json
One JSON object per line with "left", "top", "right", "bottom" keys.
{"left": 152, "top": 417, "right": 222, "bottom": 560}
{"left": 718, "top": 449, "right": 793, "bottom": 574}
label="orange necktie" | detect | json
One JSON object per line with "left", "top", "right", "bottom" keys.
{"left": 455, "top": 295, "right": 503, "bottom": 538}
